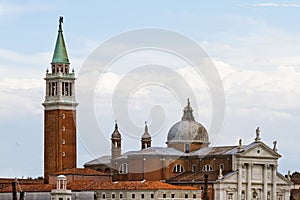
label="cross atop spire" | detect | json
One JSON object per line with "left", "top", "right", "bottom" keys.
{"left": 52, "top": 16, "right": 69, "bottom": 64}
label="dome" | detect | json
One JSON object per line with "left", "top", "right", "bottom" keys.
{"left": 166, "top": 99, "right": 209, "bottom": 144}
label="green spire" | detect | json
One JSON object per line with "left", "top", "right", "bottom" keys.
{"left": 52, "top": 16, "right": 69, "bottom": 64}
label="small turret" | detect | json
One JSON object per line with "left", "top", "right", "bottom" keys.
{"left": 111, "top": 122, "right": 122, "bottom": 159}
{"left": 141, "top": 121, "right": 152, "bottom": 150}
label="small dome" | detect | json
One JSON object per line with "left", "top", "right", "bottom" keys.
{"left": 167, "top": 99, "right": 209, "bottom": 144}
{"left": 57, "top": 174, "right": 66, "bottom": 180}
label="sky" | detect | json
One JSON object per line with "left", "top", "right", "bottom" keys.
{"left": 1, "top": 0, "right": 300, "bottom": 178}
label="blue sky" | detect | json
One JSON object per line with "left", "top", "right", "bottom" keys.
{"left": 1, "top": 0, "right": 300, "bottom": 178}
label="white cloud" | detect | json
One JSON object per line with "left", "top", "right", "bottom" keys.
{"left": 0, "top": 3, "right": 53, "bottom": 16}
{"left": 253, "top": 3, "right": 300, "bottom": 7}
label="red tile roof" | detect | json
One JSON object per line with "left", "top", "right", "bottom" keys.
{"left": 68, "top": 180, "right": 198, "bottom": 191}
{"left": 0, "top": 178, "right": 43, "bottom": 185}
{"left": 0, "top": 184, "right": 53, "bottom": 193}
{"left": 0, "top": 180, "right": 197, "bottom": 193}
{"left": 50, "top": 168, "right": 109, "bottom": 176}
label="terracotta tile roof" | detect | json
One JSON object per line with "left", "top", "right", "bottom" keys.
{"left": 0, "top": 180, "right": 197, "bottom": 193}
{"left": 0, "top": 184, "right": 53, "bottom": 193}
{"left": 67, "top": 180, "right": 198, "bottom": 191}
{"left": 0, "top": 178, "right": 43, "bottom": 185}
{"left": 51, "top": 168, "right": 109, "bottom": 176}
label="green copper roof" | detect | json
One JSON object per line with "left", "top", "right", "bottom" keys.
{"left": 52, "top": 17, "right": 69, "bottom": 64}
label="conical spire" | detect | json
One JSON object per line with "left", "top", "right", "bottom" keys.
{"left": 111, "top": 121, "right": 121, "bottom": 139}
{"left": 142, "top": 121, "right": 151, "bottom": 140}
{"left": 52, "top": 16, "right": 69, "bottom": 64}
{"left": 181, "top": 98, "right": 195, "bottom": 121}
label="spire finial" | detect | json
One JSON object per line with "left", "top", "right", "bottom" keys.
{"left": 181, "top": 98, "right": 195, "bottom": 121}
{"left": 114, "top": 119, "right": 118, "bottom": 129}
{"left": 255, "top": 127, "right": 261, "bottom": 142}
{"left": 59, "top": 16, "right": 63, "bottom": 30}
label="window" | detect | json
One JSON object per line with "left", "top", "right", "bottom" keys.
{"left": 141, "top": 193, "right": 144, "bottom": 199}
{"left": 62, "top": 126, "right": 65, "bottom": 131}
{"left": 202, "top": 164, "right": 213, "bottom": 172}
{"left": 62, "top": 152, "right": 65, "bottom": 157}
{"left": 241, "top": 191, "right": 245, "bottom": 200}
{"left": 173, "top": 164, "right": 184, "bottom": 173}
{"left": 70, "top": 83, "right": 72, "bottom": 96}
{"left": 185, "top": 144, "right": 190, "bottom": 153}
{"left": 171, "top": 193, "right": 175, "bottom": 198}
{"left": 119, "top": 163, "right": 128, "bottom": 174}
{"left": 112, "top": 193, "right": 115, "bottom": 199}
{"left": 151, "top": 193, "right": 154, "bottom": 198}
{"left": 220, "top": 164, "right": 224, "bottom": 171}
{"left": 163, "top": 193, "right": 166, "bottom": 198}
{"left": 185, "top": 194, "right": 188, "bottom": 199}
{"left": 193, "top": 193, "right": 196, "bottom": 199}
{"left": 102, "top": 193, "right": 106, "bottom": 199}
{"left": 192, "top": 164, "right": 196, "bottom": 172}
{"left": 119, "top": 193, "right": 123, "bottom": 199}
{"left": 62, "top": 139, "right": 65, "bottom": 145}
{"left": 132, "top": 194, "right": 135, "bottom": 199}
{"left": 62, "top": 113, "right": 65, "bottom": 119}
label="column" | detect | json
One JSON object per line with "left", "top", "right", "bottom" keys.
{"left": 272, "top": 165, "right": 277, "bottom": 199}
{"left": 46, "top": 81, "right": 49, "bottom": 97}
{"left": 237, "top": 162, "right": 242, "bottom": 200}
{"left": 247, "top": 163, "right": 252, "bottom": 200}
{"left": 263, "top": 164, "right": 268, "bottom": 200}
{"left": 284, "top": 189, "right": 290, "bottom": 200}
{"left": 58, "top": 80, "right": 62, "bottom": 96}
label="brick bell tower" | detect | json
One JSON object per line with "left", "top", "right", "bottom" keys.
{"left": 43, "top": 16, "right": 78, "bottom": 183}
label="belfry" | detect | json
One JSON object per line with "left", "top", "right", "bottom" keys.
{"left": 43, "top": 16, "right": 78, "bottom": 183}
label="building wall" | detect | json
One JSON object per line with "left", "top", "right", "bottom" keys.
{"left": 44, "top": 109, "right": 77, "bottom": 183}
{"left": 95, "top": 189, "right": 200, "bottom": 200}
{"left": 0, "top": 192, "right": 51, "bottom": 200}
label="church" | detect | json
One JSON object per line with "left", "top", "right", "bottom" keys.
{"left": 0, "top": 17, "right": 293, "bottom": 200}
{"left": 45, "top": 16, "right": 291, "bottom": 200}
{"left": 85, "top": 99, "right": 292, "bottom": 199}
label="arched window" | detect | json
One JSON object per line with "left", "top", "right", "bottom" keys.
{"left": 173, "top": 164, "right": 184, "bottom": 173}
{"left": 119, "top": 163, "right": 128, "bottom": 174}
{"left": 202, "top": 164, "right": 213, "bottom": 172}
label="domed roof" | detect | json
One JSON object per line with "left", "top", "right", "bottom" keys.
{"left": 167, "top": 99, "right": 209, "bottom": 144}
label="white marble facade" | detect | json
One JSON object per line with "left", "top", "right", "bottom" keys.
{"left": 214, "top": 141, "right": 292, "bottom": 200}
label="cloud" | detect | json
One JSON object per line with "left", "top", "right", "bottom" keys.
{"left": 0, "top": 3, "right": 53, "bottom": 16}
{"left": 253, "top": 3, "right": 300, "bottom": 7}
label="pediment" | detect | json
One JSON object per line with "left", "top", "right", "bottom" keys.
{"left": 277, "top": 172, "right": 292, "bottom": 185}
{"left": 240, "top": 142, "right": 280, "bottom": 159}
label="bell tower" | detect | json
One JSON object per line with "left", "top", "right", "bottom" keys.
{"left": 141, "top": 122, "right": 151, "bottom": 150}
{"left": 111, "top": 122, "right": 122, "bottom": 160}
{"left": 43, "top": 16, "right": 78, "bottom": 183}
